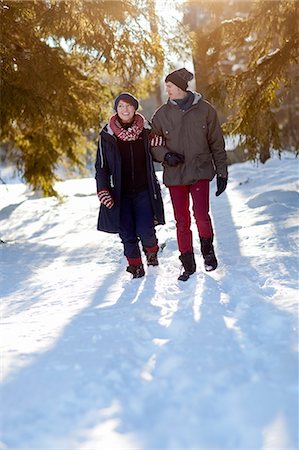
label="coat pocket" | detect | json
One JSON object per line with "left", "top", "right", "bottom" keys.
{"left": 195, "top": 153, "right": 212, "bottom": 167}
{"left": 193, "top": 153, "right": 215, "bottom": 180}
{"left": 191, "top": 119, "right": 208, "bottom": 137}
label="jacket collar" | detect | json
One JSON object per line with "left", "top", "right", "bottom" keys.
{"left": 168, "top": 91, "right": 202, "bottom": 107}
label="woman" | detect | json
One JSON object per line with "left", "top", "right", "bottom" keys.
{"left": 95, "top": 92, "right": 165, "bottom": 279}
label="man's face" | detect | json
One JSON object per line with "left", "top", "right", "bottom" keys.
{"left": 165, "top": 81, "right": 186, "bottom": 100}
{"left": 117, "top": 100, "right": 136, "bottom": 123}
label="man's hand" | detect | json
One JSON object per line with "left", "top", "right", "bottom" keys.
{"left": 164, "top": 152, "right": 185, "bottom": 167}
{"left": 215, "top": 175, "right": 227, "bottom": 197}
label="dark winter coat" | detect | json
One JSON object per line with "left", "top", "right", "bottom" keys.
{"left": 151, "top": 92, "right": 228, "bottom": 186}
{"left": 95, "top": 121, "right": 165, "bottom": 233}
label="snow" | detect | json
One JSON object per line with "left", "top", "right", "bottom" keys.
{"left": 0, "top": 152, "right": 298, "bottom": 450}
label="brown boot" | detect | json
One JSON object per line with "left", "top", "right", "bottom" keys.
{"left": 126, "top": 257, "right": 145, "bottom": 279}
{"left": 126, "top": 265, "right": 145, "bottom": 278}
{"left": 144, "top": 244, "right": 159, "bottom": 266}
{"left": 145, "top": 250, "right": 158, "bottom": 266}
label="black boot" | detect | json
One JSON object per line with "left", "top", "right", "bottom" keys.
{"left": 178, "top": 251, "right": 196, "bottom": 281}
{"left": 126, "top": 265, "right": 145, "bottom": 279}
{"left": 200, "top": 237, "right": 218, "bottom": 272}
{"left": 145, "top": 249, "right": 159, "bottom": 266}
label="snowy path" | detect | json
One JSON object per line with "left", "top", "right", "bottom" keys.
{"left": 0, "top": 155, "right": 298, "bottom": 449}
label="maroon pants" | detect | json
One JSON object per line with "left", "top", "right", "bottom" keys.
{"left": 169, "top": 180, "right": 213, "bottom": 254}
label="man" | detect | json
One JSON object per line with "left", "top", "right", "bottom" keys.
{"left": 151, "top": 68, "right": 228, "bottom": 281}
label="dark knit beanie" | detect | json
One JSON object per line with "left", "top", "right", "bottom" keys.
{"left": 165, "top": 68, "right": 194, "bottom": 91}
{"left": 114, "top": 92, "right": 139, "bottom": 111}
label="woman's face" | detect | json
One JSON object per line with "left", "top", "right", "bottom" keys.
{"left": 117, "top": 100, "right": 136, "bottom": 123}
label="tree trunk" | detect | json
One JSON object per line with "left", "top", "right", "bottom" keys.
{"left": 147, "top": 0, "right": 162, "bottom": 107}
{"left": 260, "top": 144, "right": 271, "bottom": 163}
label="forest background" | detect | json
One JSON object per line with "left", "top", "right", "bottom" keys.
{"left": 0, "top": 0, "right": 298, "bottom": 196}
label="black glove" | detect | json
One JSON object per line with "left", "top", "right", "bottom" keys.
{"left": 164, "top": 152, "right": 185, "bottom": 167}
{"left": 215, "top": 175, "right": 227, "bottom": 197}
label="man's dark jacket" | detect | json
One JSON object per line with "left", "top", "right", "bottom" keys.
{"left": 151, "top": 92, "right": 228, "bottom": 186}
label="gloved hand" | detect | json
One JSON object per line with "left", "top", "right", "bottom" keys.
{"left": 164, "top": 152, "right": 185, "bottom": 167}
{"left": 215, "top": 175, "right": 227, "bottom": 197}
{"left": 97, "top": 189, "right": 114, "bottom": 208}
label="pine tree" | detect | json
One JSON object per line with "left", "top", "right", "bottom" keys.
{"left": 0, "top": 0, "right": 164, "bottom": 194}
{"left": 187, "top": 0, "right": 299, "bottom": 162}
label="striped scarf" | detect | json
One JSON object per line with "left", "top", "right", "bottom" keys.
{"left": 109, "top": 113, "right": 145, "bottom": 141}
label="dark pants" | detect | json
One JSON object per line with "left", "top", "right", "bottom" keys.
{"left": 119, "top": 190, "right": 157, "bottom": 261}
{"left": 169, "top": 180, "right": 213, "bottom": 254}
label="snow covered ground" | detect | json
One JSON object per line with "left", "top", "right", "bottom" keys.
{"left": 0, "top": 152, "right": 298, "bottom": 450}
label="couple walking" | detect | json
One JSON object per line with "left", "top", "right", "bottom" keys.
{"left": 95, "top": 68, "right": 228, "bottom": 281}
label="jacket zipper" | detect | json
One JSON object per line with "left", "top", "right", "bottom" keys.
{"left": 147, "top": 142, "right": 157, "bottom": 199}
{"left": 130, "top": 144, "right": 135, "bottom": 191}
{"left": 99, "top": 139, "right": 104, "bottom": 169}
{"left": 151, "top": 172, "right": 157, "bottom": 199}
